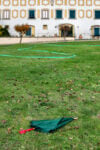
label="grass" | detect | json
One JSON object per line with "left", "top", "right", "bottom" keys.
{"left": 0, "top": 41, "right": 100, "bottom": 150}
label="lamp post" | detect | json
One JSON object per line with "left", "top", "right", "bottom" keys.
{"left": 77, "top": 26, "right": 79, "bottom": 40}
{"left": 89, "top": 28, "right": 92, "bottom": 40}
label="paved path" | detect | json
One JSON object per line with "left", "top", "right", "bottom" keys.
{"left": 0, "top": 37, "right": 74, "bottom": 45}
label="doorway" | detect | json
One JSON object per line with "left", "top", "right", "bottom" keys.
{"left": 91, "top": 25, "right": 100, "bottom": 39}
{"left": 59, "top": 24, "right": 74, "bottom": 37}
{"left": 26, "top": 26, "right": 35, "bottom": 37}
{"left": 94, "top": 27, "right": 100, "bottom": 36}
{"left": 26, "top": 27, "right": 31, "bottom": 36}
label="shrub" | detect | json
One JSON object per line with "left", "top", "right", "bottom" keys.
{"left": 0, "top": 25, "right": 10, "bottom": 37}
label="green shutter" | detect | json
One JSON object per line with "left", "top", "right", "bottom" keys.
{"left": 29, "top": 10, "right": 35, "bottom": 19}
{"left": 70, "top": 10, "right": 75, "bottom": 19}
{"left": 95, "top": 11, "right": 100, "bottom": 19}
{"left": 56, "top": 10, "right": 62, "bottom": 19}
{"left": 26, "top": 28, "right": 31, "bottom": 36}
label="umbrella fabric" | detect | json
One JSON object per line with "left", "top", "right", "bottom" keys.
{"left": 30, "top": 117, "right": 74, "bottom": 133}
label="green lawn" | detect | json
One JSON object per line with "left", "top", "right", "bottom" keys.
{"left": 0, "top": 41, "right": 100, "bottom": 150}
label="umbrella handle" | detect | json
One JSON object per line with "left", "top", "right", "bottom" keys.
{"left": 19, "top": 128, "right": 35, "bottom": 134}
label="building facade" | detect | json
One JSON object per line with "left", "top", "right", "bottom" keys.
{"left": 0, "top": 0, "right": 100, "bottom": 39}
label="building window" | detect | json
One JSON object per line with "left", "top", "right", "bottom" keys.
{"left": 12, "top": 0, "right": 19, "bottom": 6}
{"left": 3, "top": 0, "right": 10, "bottom": 6}
{"left": 43, "top": 25, "right": 48, "bottom": 30}
{"left": 29, "top": 10, "right": 35, "bottom": 19}
{"left": 69, "top": 10, "right": 76, "bottom": 19}
{"left": 86, "top": 0, "right": 92, "bottom": 6}
{"left": 20, "top": 10, "right": 26, "bottom": 18}
{"left": 28, "top": 0, "right": 36, "bottom": 6}
{"left": 56, "top": 0, "right": 63, "bottom": 5}
{"left": 78, "top": 0, "right": 84, "bottom": 6}
{"left": 12, "top": 10, "right": 18, "bottom": 19}
{"left": 20, "top": 0, "right": 26, "bottom": 6}
{"left": 94, "top": 0, "right": 100, "bottom": 6}
{"left": 42, "top": 10, "right": 49, "bottom": 19}
{"left": 42, "top": 0, "right": 49, "bottom": 5}
{"left": 69, "top": 0, "right": 76, "bottom": 6}
{"left": 94, "top": 28, "right": 100, "bottom": 36}
{"left": 56, "top": 10, "right": 62, "bottom": 19}
{"left": 95, "top": 10, "right": 100, "bottom": 19}
{"left": 3, "top": 10, "right": 10, "bottom": 19}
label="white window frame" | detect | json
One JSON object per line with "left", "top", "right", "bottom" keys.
{"left": 3, "top": 10, "right": 10, "bottom": 20}
{"left": 42, "top": 10, "right": 49, "bottom": 19}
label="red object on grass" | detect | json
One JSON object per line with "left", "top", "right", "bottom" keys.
{"left": 19, "top": 128, "right": 35, "bottom": 134}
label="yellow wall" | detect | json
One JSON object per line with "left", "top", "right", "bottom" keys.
{"left": 32, "top": 26, "right": 35, "bottom": 37}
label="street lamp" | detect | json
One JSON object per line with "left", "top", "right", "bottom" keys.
{"left": 77, "top": 26, "right": 79, "bottom": 40}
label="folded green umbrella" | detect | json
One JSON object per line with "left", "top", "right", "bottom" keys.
{"left": 30, "top": 117, "right": 74, "bottom": 133}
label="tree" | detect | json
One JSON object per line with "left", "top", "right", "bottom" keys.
{"left": 15, "top": 24, "right": 30, "bottom": 46}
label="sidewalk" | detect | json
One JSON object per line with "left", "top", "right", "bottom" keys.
{"left": 0, "top": 37, "right": 74, "bottom": 45}
{"left": 0, "top": 37, "right": 99, "bottom": 45}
